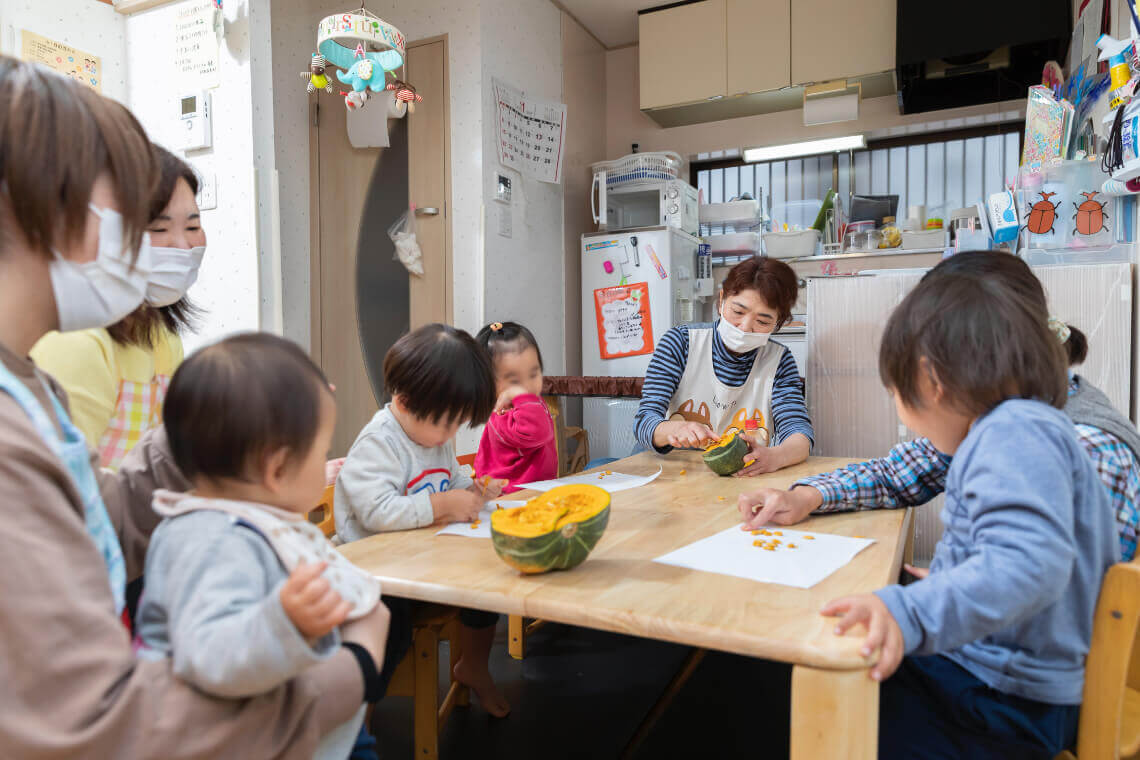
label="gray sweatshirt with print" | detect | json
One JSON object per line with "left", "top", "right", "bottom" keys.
{"left": 335, "top": 404, "right": 473, "bottom": 541}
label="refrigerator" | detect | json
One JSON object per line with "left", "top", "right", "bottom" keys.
{"left": 581, "top": 226, "right": 700, "bottom": 459}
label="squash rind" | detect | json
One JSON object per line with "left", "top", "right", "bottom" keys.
{"left": 490, "top": 484, "right": 610, "bottom": 573}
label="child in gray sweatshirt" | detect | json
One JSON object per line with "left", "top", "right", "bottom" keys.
{"left": 819, "top": 260, "right": 1118, "bottom": 759}
{"left": 135, "top": 334, "right": 389, "bottom": 760}
{"left": 336, "top": 323, "right": 512, "bottom": 717}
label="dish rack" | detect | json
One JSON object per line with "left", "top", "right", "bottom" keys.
{"left": 700, "top": 190, "right": 764, "bottom": 257}
{"left": 590, "top": 151, "right": 683, "bottom": 188}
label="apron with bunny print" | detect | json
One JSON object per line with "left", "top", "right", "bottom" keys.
{"left": 665, "top": 325, "right": 784, "bottom": 444}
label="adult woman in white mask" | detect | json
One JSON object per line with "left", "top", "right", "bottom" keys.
{"left": 0, "top": 57, "right": 387, "bottom": 758}
{"left": 32, "top": 146, "right": 205, "bottom": 469}
{"left": 633, "top": 256, "right": 813, "bottom": 475}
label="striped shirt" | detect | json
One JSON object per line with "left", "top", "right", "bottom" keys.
{"left": 796, "top": 378, "right": 1140, "bottom": 561}
{"left": 633, "top": 321, "right": 814, "bottom": 453}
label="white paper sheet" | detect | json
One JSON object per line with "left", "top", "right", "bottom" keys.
{"left": 517, "top": 467, "right": 663, "bottom": 494}
{"left": 436, "top": 500, "right": 527, "bottom": 539}
{"left": 653, "top": 525, "right": 875, "bottom": 588}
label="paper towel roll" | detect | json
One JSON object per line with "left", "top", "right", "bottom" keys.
{"left": 347, "top": 92, "right": 408, "bottom": 149}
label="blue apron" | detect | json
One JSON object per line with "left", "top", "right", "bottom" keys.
{"left": 0, "top": 360, "right": 126, "bottom": 614}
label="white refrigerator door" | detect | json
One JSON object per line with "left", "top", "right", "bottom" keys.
{"left": 581, "top": 229, "right": 695, "bottom": 377}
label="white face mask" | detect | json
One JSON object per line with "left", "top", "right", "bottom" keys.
{"left": 716, "top": 310, "right": 771, "bottom": 352}
{"left": 146, "top": 245, "right": 206, "bottom": 307}
{"left": 50, "top": 204, "right": 152, "bottom": 332}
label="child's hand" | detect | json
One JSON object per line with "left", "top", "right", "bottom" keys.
{"left": 279, "top": 561, "right": 352, "bottom": 641}
{"left": 820, "top": 593, "right": 904, "bottom": 682}
{"left": 440, "top": 489, "right": 484, "bottom": 523}
{"left": 470, "top": 476, "right": 509, "bottom": 500}
{"left": 493, "top": 385, "right": 531, "bottom": 413}
{"left": 732, "top": 434, "right": 780, "bottom": 477}
{"left": 903, "top": 564, "right": 929, "bottom": 580}
{"left": 325, "top": 457, "right": 345, "bottom": 486}
{"left": 738, "top": 487, "right": 820, "bottom": 529}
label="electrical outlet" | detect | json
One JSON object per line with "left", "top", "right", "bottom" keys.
{"left": 197, "top": 171, "right": 217, "bottom": 210}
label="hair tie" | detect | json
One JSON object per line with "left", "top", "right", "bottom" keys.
{"left": 1048, "top": 317, "right": 1071, "bottom": 344}
{"left": 490, "top": 322, "right": 503, "bottom": 332}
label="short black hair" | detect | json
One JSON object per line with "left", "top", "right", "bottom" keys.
{"left": 1064, "top": 325, "right": 1088, "bottom": 365}
{"left": 879, "top": 260, "right": 1067, "bottom": 416}
{"left": 164, "top": 332, "right": 332, "bottom": 482}
{"left": 383, "top": 323, "right": 495, "bottom": 425}
{"left": 474, "top": 321, "right": 543, "bottom": 370}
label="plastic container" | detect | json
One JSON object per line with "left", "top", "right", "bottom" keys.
{"left": 901, "top": 229, "right": 948, "bottom": 249}
{"left": 699, "top": 199, "right": 762, "bottom": 227}
{"left": 764, "top": 229, "right": 820, "bottom": 258}
{"left": 1019, "top": 159, "right": 1113, "bottom": 249}
{"left": 707, "top": 231, "right": 760, "bottom": 254}
{"left": 844, "top": 228, "right": 882, "bottom": 252}
{"left": 769, "top": 200, "right": 823, "bottom": 232}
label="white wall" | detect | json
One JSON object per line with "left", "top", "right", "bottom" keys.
{"left": 125, "top": 0, "right": 264, "bottom": 354}
{"left": 479, "top": 0, "right": 564, "bottom": 371}
{"left": 0, "top": 0, "right": 127, "bottom": 103}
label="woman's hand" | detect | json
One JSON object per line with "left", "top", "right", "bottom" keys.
{"left": 342, "top": 600, "right": 392, "bottom": 672}
{"left": 820, "top": 593, "right": 905, "bottom": 682}
{"left": 737, "top": 486, "right": 821, "bottom": 529}
{"left": 732, "top": 433, "right": 780, "bottom": 477}
{"left": 652, "top": 420, "right": 717, "bottom": 450}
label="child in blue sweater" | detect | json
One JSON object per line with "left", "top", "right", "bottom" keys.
{"left": 821, "top": 261, "right": 1119, "bottom": 758}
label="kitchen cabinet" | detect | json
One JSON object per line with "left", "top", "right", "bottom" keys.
{"left": 639, "top": 0, "right": 726, "bottom": 110}
{"left": 726, "top": 0, "right": 790, "bottom": 96}
{"left": 791, "top": 0, "right": 895, "bottom": 84}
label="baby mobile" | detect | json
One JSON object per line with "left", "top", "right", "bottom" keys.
{"left": 301, "top": 7, "right": 422, "bottom": 114}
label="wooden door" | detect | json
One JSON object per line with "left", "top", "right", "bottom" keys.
{"left": 407, "top": 38, "right": 450, "bottom": 329}
{"left": 311, "top": 37, "right": 451, "bottom": 455}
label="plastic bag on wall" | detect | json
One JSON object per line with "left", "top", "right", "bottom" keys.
{"left": 388, "top": 207, "right": 423, "bottom": 277}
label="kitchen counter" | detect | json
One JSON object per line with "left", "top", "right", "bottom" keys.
{"left": 788, "top": 246, "right": 947, "bottom": 263}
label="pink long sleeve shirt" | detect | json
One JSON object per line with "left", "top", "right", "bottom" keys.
{"left": 475, "top": 393, "right": 557, "bottom": 493}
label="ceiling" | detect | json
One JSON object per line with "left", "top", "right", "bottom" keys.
{"left": 555, "top": 0, "right": 663, "bottom": 48}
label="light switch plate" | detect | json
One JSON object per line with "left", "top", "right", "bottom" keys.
{"left": 197, "top": 171, "right": 217, "bottom": 210}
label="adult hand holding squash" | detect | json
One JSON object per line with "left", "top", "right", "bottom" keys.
{"left": 653, "top": 419, "right": 717, "bottom": 450}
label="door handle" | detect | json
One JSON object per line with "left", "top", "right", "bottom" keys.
{"left": 414, "top": 207, "right": 440, "bottom": 216}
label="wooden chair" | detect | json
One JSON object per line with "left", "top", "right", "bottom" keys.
{"left": 506, "top": 397, "right": 590, "bottom": 660}
{"left": 311, "top": 486, "right": 469, "bottom": 760}
{"left": 1056, "top": 557, "right": 1140, "bottom": 760}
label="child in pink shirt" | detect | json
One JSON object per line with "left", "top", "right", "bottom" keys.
{"left": 474, "top": 322, "right": 556, "bottom": 493}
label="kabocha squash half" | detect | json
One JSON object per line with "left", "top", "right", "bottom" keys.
{"left": 702, "top": 428, "right": 750, "bottom": 476}
{"left": 490, "top": 484, "right": 610, "bottom": 574}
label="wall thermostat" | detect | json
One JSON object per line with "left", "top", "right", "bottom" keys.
{"left": 177, "top": 91, "right": 212, "bottom": 152}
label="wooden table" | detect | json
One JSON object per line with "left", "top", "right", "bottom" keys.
{"left": 340, "top": 451, "right": 912, "bottom": 759}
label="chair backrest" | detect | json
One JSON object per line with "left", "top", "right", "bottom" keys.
{"left": 1074, "top": 558, "right": 1140, "bottom": 758}
{"left": 311, "top": 484, "right": 336, "bottom": 539}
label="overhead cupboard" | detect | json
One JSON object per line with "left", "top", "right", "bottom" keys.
{"left": 637, "top": 0, "right": 895, "bottom": 112}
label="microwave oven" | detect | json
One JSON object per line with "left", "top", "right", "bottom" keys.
{"left": 591, "top": 178, "right": 699, "bottom": 234}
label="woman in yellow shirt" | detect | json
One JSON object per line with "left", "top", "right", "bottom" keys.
{"left": 31, "top": 146, "right": 206, "bottom": 468}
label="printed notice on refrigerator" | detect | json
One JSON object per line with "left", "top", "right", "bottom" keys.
{"left": 594, "top": 283, "right": 654, "bottom": 360}
{"left": 174, "top": 1, "right": 221, "bottom": 90}
{"left": 493, "top": 78, "right": 566, "bottom": 184}
{"left": 20, "top": 31, "right": 101, "bottom": 92}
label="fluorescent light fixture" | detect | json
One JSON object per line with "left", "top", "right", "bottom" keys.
{"left": 743, "top": 135, "right": 866, "bottom": 162}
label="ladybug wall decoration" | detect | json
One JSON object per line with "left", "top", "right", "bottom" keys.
{"left": 1025, "top": 191, "right": 1060, "bottom": 235}
{"left": 1073, "top": 192, "right": 1109, "bottom": 236}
